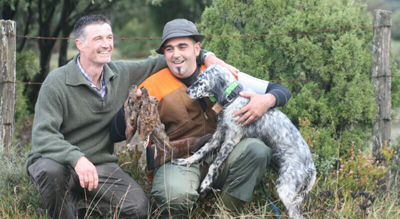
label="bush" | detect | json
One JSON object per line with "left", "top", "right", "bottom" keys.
{"left": 15, "top": 50, "right": 40, "bottom": 117}
{"left": 13, "top": 50, "right": 40, "bottom": 147}
{"left": 200, "top": 0, "right": 388, "bottom": 162}
{"left": 308, "top": 145, "right": 398, "bottom": 219}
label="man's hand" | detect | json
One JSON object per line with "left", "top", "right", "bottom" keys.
{"left": 232, "top": 93, "right": 276, "bottom": 126}
{"left": 74, "top": 156, "right": 98, "bottom": 191}
{"left": 204, "top": 55, "right": 239, "bottom": 76}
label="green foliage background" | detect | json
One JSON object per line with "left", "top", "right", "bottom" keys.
{"left": 15, "top": 51, "right": 39, "bottom": 120}
{"left": 200, "top": 0, "right": 400, "bottom": 166}
{"left": 114, "top": 0, "right": 212, "bottom": 58}
{"left": 13, "top": 51, "right": 40, "bottom": 145}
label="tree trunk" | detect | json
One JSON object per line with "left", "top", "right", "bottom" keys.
{"left": 28, "top": 0, "right": 59, "bottom": 104}
{"left": 17, "top": 0, "right": 34, "bottom": 52}
{"left": 58, "top": 0, "right": 77, "bottom": 67}
{"left": 29, "top": 40, "right": 53, "bottom": 105}
{"left": 58, "top": 31, "right": 72, "bottom": 67}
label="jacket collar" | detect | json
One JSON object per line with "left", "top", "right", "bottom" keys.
{"left": 65, "top": 55, "right": 115, "bottom": 86}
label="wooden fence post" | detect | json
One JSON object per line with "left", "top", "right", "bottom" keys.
{"left": 0, "top": 20, "right": 17, "bottom": 150}
{"left": 371, "top": 10, "right": 392, "bottom": 160}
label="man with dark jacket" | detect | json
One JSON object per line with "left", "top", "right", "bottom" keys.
{"left": 110, "top": 19, "right": 291, "bottom": 218}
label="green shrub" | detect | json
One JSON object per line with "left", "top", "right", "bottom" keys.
{"left": 13, "top": 50, "right": 40, "bottom": 146}
{"left": 116, "top": 17, "right": 161, "bottom": 59}
{"left": 15, "top": 50, "right": 40, "bottom": 117}
{"left": 334, "top": 145, "right": 394, "bottom": 192}
{"left": 200, "top": 0, "right": 386, "bottom": 161}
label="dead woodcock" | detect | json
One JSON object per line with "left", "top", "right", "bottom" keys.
{"left": 124, "top": 85, "right": 173, "bottom": 160}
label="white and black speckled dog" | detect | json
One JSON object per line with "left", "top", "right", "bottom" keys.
{"left": 172, "top": 65, "right": 317, "bottom": 219}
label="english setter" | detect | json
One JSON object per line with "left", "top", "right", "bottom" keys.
{"left": 172, "top": 65, "right": 316, "bottom": 219}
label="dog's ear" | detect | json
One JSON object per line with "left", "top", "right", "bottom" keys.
{"left": 214, "top": 69, "right": 231, "bottom": 87}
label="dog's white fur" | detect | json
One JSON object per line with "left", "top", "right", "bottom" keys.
{"left": 171, "top": 65, "right": 317, "bottom": 219}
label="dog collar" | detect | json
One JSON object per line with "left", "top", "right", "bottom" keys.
{"left": 222, "top": 80, "right": 243, "bottom": 106}
{"left": 209, "top": 80, "right": 243, "bottom": 106}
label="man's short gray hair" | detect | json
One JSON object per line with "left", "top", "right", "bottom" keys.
{"left": 74, "top": 14, "right": 111, "bottom": 40}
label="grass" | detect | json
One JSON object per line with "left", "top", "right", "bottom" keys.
{"left": 1, "top": 140, "right": 399, "bottom": 219}
{"left": 0, "top": 146, "right": 47, "bottom": 219}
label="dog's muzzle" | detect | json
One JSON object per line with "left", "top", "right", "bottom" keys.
{"left": 186, "top": 88, "right": 196, "bottom": 99}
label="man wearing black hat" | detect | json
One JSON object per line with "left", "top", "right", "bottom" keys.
{"left": 110, "top": 19, "right": 291, "bottom": 217}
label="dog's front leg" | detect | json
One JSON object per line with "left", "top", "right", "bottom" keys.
{"left": 171, "top": 131, "right": 223, "bottom": 166}
{"left": 199, "top": 134, "right": 242, "bottom": 195}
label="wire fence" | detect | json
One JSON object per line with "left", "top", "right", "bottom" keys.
{"left": 1, "top": 23, "right": 400, "bottom": 86}
{"left": 5, "top": 24, "right": 400, "bottom": 41}
{"left": 3, "top": 22, "right": 400, "bottom": 123}
{"left": 1, "top": 75, "right": 400, "bottom": 87}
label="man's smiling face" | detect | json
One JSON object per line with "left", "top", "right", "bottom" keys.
{"left": 163, "top": 37, "right": 200, "bottom": 79}
{"left": 76, "top": 23, "right": 114, "bottom": 67}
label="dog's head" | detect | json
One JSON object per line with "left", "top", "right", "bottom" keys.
{"left": 187, "top": 65, "right": 236, "bottom": 103}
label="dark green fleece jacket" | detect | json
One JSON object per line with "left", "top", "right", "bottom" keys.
{"left": 26, "top": 55, "right": 167, "bottom": 172}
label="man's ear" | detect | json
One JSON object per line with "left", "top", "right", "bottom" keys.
{"left": 75, "top": 39, "right": 84, "bottom": 52}
{"left": 195, "top": 42, "right": 201, "bottom": 56}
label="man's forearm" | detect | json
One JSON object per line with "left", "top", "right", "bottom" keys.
{"left": 238, "top": 72, "right": 291, "bottom": 107}
{"left": 266, "top": 83, "right": 291, "bottom": 107}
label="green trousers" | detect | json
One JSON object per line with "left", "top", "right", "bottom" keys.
{"left": 151, "top": 138, "right": 272, "bottom": 218}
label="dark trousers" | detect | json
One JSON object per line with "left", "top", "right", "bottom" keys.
{"left": 28, "top": 158, "right": 148, "bottom": 219}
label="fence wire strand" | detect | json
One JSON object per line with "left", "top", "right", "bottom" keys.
{"left": 2, "top": 23, "right": 400, "bottom": 86}
{"left": 3, "top": 22, "right": 400, "bottom": 144}
{"left": 3, "top": 75, "right": 400, "bottom": 86}
{"left": 4, "top": 24, "right": 400, "bottom": 41}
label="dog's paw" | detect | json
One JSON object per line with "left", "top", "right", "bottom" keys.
{"left": 199, "top": 185, "right": 211, "bottom": 198}
{"left": 199, "top": 180, "right": 212, "bottom": 195}
{"left": 171, "top": 158, "right": 189, "bottom": 166}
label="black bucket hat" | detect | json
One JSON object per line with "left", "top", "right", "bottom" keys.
{"left": 156, "top": 19, "right": 205, "bottom": 54}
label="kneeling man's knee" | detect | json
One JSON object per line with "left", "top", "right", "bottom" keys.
{"left": 243, "top": 140, "right": 273, "bottom": 167}
{"left": 119, "top": 197, "right": 149, "bottom": 219}
{"left": 28, "top": 158, "right": 70, "bottom": 189}
{"left": 152, "top": 184, "right": 198, "bottom": 215}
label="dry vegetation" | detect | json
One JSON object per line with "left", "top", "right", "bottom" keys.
{"left": 1, "top": 127, "right": 398, "bottom": 219}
